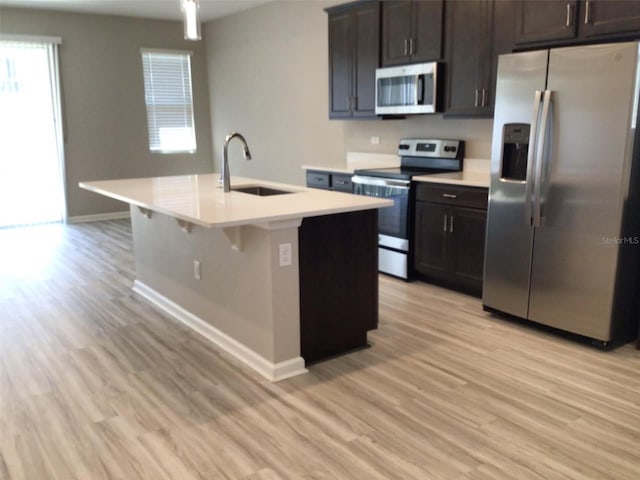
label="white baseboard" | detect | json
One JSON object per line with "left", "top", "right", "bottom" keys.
{"left": 67, "top": 211, "right": 130, "bottom": 224}
{"left": 132, "top": 280, "right": 308, "bottom": 382}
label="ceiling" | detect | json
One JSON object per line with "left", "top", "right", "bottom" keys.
{"left": 0, "top": 0, "right": 274, "bottom": 22}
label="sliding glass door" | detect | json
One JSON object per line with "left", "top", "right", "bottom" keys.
{"left": 0, "top": 39, "right": 66, "bottom": 228}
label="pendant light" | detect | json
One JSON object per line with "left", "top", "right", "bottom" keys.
{"left": 181, "top": 0, "right": 201, "bottom": 41}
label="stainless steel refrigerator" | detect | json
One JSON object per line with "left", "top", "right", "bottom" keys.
{"left": 483, "top": 41, "right": 640, "bottom": 346}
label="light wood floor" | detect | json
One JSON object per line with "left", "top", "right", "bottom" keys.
{"left": 1, "top": 219, "right": 639, "bottom": 480}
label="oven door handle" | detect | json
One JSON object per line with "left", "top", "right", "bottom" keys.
{"left": 351, "top": 175, "right": 410, "bottom": 189}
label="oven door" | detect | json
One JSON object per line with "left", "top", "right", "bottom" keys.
{"left": 352, "top": 176, "right": 410, "bottom": 243}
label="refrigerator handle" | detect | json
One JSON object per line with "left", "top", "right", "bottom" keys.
{"left": 525, "top": 90, "right": 543, "bottom": 226}
{"left": 534, "top": 90, "right": 552, "bottom": 228}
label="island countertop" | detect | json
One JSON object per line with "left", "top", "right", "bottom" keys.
{"left": 80, "top": 174, "right": 392, "bottom": 228}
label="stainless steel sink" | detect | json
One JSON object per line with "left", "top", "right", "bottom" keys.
{"left": 231, "top": 185, "right": 295, "bottom": 196}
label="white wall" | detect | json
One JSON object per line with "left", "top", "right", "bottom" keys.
{"left": 0, "top": 7, "right": 213, "bottom": 217}
{"left": 205, "top": 0, "right": 494, "bottom": 188}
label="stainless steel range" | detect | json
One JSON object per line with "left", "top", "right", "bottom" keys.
{"left": 353, "top": 138, "right": 464, "bottom": 280}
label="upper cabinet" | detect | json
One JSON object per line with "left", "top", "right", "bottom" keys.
{"left": 381, "top": 0, "right": 443, "bottom": 66}
{"left": 515, "top": 0, "right": 579, "bottom": 45}
{"left": 580, "top": 0, "right": 640, "bottom": 38}
{"left": 326, "top": 2, "right": 380, "bottom": 119}
{"left": 326, "top": 0, "right": 640, "bottom": 120}
{"left": 444, "top": 0, "right": 514, "bottom": 117}
{"left": 515, "top": 0, "right": 640, "bottom": 47}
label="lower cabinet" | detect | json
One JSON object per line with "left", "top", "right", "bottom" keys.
{"left": 414, "top": 183, "right": 488, "bottom": 295}
{"left": 299, "top": 209, "right": 378, "bottom": 363}
{"left": 306, "top": 170, "right": 354, "bottom": 193}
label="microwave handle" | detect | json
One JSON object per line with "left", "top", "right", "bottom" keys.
{"left": 416, "top": 75, "right": 424, "bottom": 105}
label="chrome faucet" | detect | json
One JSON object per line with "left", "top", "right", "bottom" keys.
{"left": 220, "top": 132, "right": 252, "bottom": 192}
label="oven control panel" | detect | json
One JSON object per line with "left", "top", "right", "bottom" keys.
{"left": 397, "top": 139, "right": 463, "bottom": 159}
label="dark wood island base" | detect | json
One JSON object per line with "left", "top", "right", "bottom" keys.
{"left": 299, "top": 209, "right": 378, "bottom": 363}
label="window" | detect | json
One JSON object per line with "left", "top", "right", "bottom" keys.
{"left": 141, "top": 49, "right": 196, "bottom": 153}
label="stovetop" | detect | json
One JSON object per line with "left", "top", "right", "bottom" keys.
{"left": 354, "top": 138, "right": 465, "bottom": 181}
{"left": 353, "top": 167, "right": 452, "bottom": 181}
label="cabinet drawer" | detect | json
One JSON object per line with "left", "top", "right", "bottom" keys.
{"left": 306, "top": 171, "right": 331, "bottom": 189}
{"left": 415, "top": 183, "right": 488, "bottom": 209}
{"left": 332, "top": 173, "right": 354, "bottom": 192}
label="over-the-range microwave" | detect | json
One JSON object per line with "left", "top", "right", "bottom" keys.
{"left": 375, "top": 62, "right": 440, "bottom": 115}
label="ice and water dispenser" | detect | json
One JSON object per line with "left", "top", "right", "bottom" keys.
{"left": 501, "top": 123, "right": 530, "bottom": 181}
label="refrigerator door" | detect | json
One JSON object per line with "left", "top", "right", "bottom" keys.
{"left": 527, "top": 42, "right": 639, "bottom": 340}
{"left": 483, "top": 50, "right": 549, "bottom": 317}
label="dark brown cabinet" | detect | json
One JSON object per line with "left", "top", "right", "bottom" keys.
{"left": 580, "top": 0, "right": 640, "bottom": 38}
{"left": 515, "top": 0, "right": 640, "bottom": 47}
{"left": 306, "top": 170, "right": 354, "bottom": 193}
{"left": 299, "top": 210, "right": 378, "bottom": 363}
{"left": 381, "top": 0, "right": 443, "bottom": 66}
{"left": 515, "top": 0, "right": 579, "bottom": 45}
{"left": 414, "top": 183, "right": 488, "bottom": 295}
{"left": 331, "top": 173, "right": 354, "bottom": 192}
{"left": 326, "top": 2, "right": 380, "bottom": 119}
{"left": 444, "top": 0, "right": 514, "bottom": 117}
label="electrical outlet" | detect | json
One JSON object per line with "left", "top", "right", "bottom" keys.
{"left": 371, "top": 136, "right": 380, "bottom": 145}
{"left": 279, "top": 243, "right": 292, "bottom": 267}
{"left": 193, "top": 260, "right": 201, "bottom": 280}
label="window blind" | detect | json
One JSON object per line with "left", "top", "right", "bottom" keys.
{"left": 141, "top": 49, "right": 196, "bottom": 153}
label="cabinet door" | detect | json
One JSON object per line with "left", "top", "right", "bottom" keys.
{"left": 328, "top": 11, "right": 353, "bottom": 118}
{"left": 450, "top": 207, "right": 487, "bottom": 293}
{"left": 353, "top": 2, "right": 380, "bottom": 117}
{"left": 410, "top": 0, "right": 444, "bottom": 62}
{"left": 483, "top": 0, "right": 515, "bottom": 115}
{"left": 306, "top": 171, "right": 331, "bottom": 189}
{"left": 381, "top": 1, "right": 413, "bottom": 66}
{"left": 580, "top": 0, "right": 640, "bottom": 38}
{"left": 515, "top": 0, "right": 578, "bottom": 45}
{"left": 414, "top": 202, "right": 449, "bottom": 278}
{"left": 444, "top": 0, "right": 486, "bottom": 116}
{"left": 331, "top": 173, "right": 354, "bottom": 193}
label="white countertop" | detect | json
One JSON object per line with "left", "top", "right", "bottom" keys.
{"left": 80, "top": 174, "right": 393, "bottom": 228}
{"left": 413, "top": 170, "right": 490, "bottom": 188}
{"left": 303, "top": 153, "right": 490, "bottom": 188}
{"left": 303, "top": 152, "right": 400, "bottom": 174}
{"left": 413, "top": 158, "right": 491, "bottom": 188}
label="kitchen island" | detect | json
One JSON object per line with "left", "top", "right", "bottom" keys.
{"left": 80, "top": 174, "right": 391, "bottom": 381}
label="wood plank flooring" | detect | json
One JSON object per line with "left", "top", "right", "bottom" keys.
{"left": 1, "top": 219, "right": 639, "bottom": 480}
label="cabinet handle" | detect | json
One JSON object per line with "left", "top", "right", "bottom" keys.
{"left": 565, "top": 3, "right": 573, "bottom": 27}
{"left": 336, "top": 180, "right": 347, "bottom": 185}
{"left": 404, "top": 38, "right": 408, "bottom": 56}
{"left": 450, "top": 215, "right": 454, "bottom": 233}
{"left": 474, "top": 89, "right": 479, "bottom": 108}
{"left": 481, "top": 89, "right": 487, "bottom": 107}
{"left": 352, "top": 96, "right": 357, "bottom": 111}
{"left": 584, "top": 0, "right": 591, "bottom": 24}
{"left": 409, "top": 37, "right": 414, "bottom": 56}
{"left": 442, "top": 193, "right": 457, "bottom": 199}
{"left": 443, "top": 214, "right": 448, "bottom": 232}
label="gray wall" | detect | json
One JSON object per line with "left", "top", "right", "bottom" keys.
{"left": 205, "top": 0, "right": 493, "bottom": 187}
{"left": 205, "top": 0, "right": 345, "bottom": 185}
{"left": 1, "top": 1, "right": 495, "bottom": 218}
{"left": 0, "top": 7, "right": 213, "bottom": 218}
